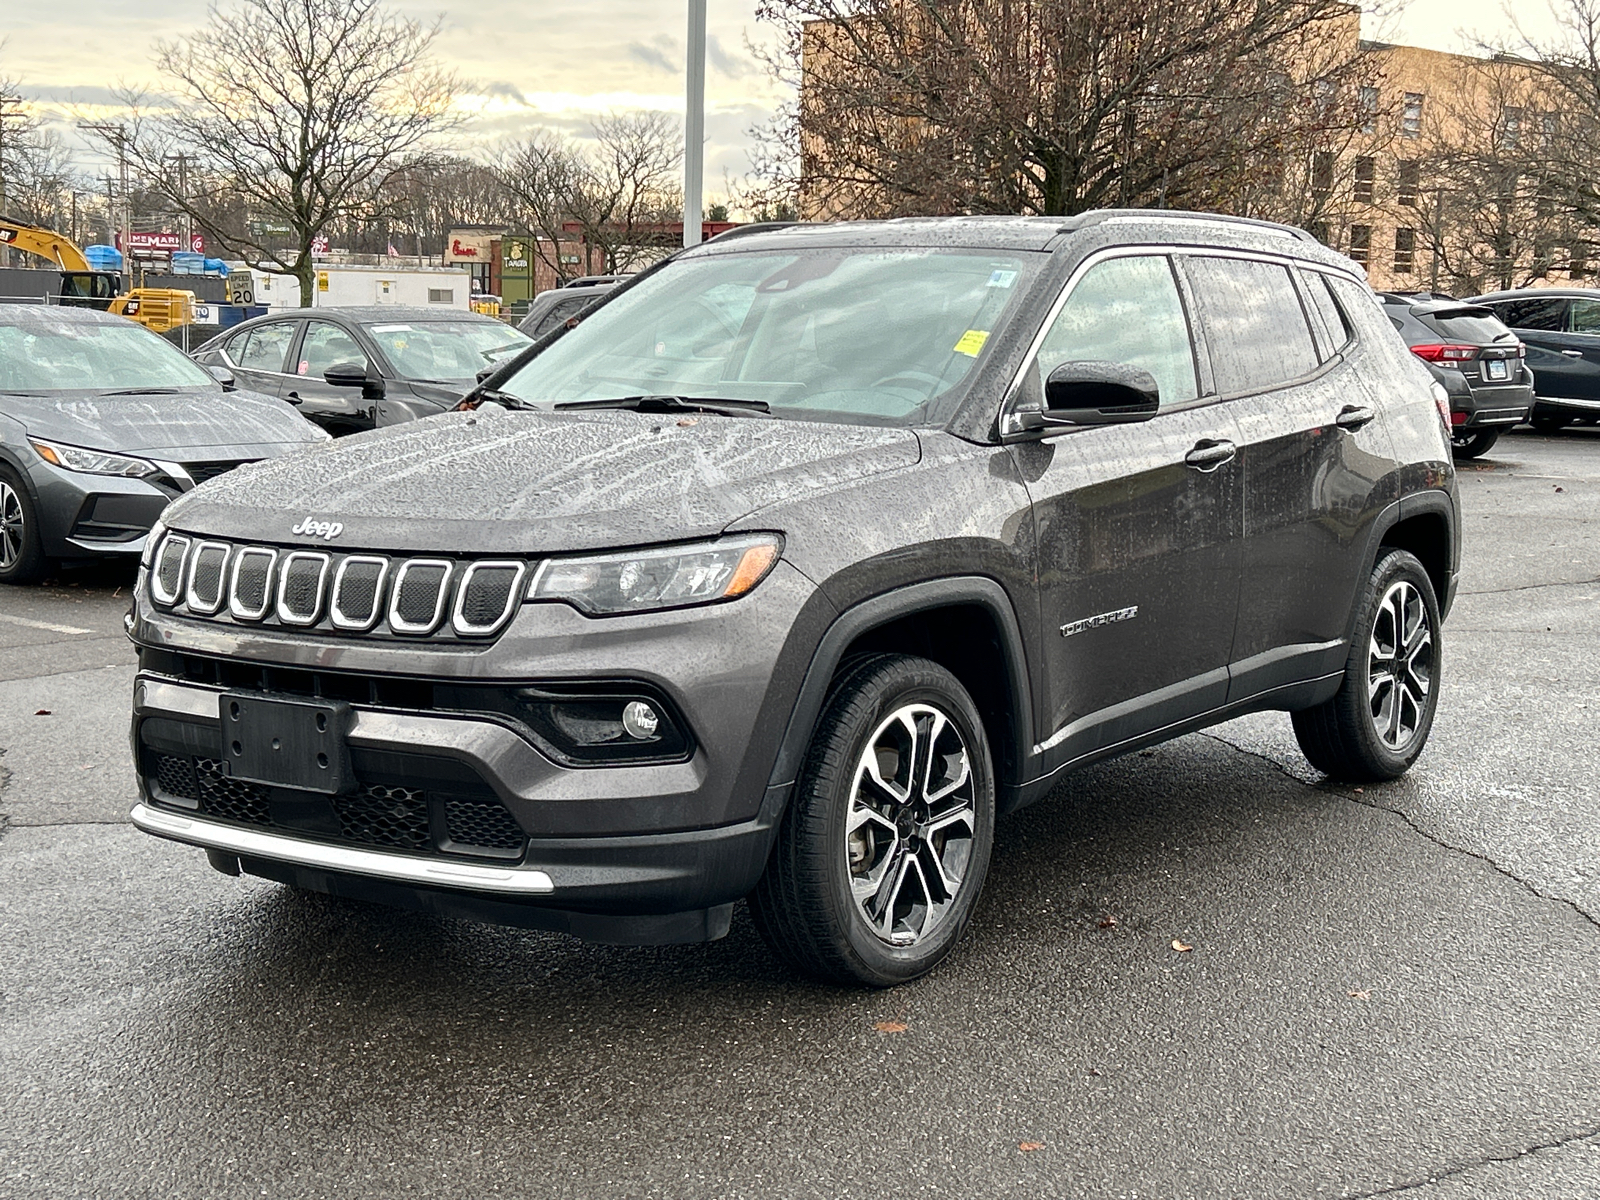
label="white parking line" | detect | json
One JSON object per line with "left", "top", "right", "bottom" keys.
{"left": 0, "top": 613, "right": 94, "bottom": 636}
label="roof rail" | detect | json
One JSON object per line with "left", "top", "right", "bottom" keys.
{"left": 1061, "top": 208, "right": 1318, "bottom": 244}
{"left": 703, "top": 221, "right": 809, "bottom": 244}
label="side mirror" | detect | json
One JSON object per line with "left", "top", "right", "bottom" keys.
{"left": 323, "top": 361, "right": 368, "bottom": 388}
{"left": 1045, "top": 361, "right": 1159, "bottom": 420}
{"left": 206, "top": 364, "right": 237, "bottom": 390}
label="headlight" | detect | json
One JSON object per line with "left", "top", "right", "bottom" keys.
{"left": 31, "top": 438, "right": 158, "bottom": 479}
{"left": 528, "top": 534, "right": 782, "bottom": 615}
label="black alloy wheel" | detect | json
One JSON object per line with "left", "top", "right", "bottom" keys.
{"left": 749, "top": 653, "right": 995, "bottom": 987}
{"left": 1292, "top": 549, "right": 1441, "bottom": 782}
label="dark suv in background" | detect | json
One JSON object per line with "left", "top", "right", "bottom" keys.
{"left": 128, "top": 212, "right": 1459, "bottom": 987}
{"left": 1469, "top": 287, "right": 1600, "bottom": 432}
{"left": 1379, "top": 292, "right": 1531, "bottom": 458}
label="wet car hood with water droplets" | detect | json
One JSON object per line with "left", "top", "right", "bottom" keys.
{"left": 4, "top": 387, "right": 325, "bottom": 460}
{"left": 162, "top": 408, "right": 924, "bottom": 554}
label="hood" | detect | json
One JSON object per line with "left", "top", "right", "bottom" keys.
{"left": 6, "top": 387, "right": 324, "bottom": 460}
{"left": 163, "top": 407, "right": 922, "bottom": 554}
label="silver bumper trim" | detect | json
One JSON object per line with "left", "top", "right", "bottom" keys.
{"left": 1536, "top": 394, "right": 1600, "bottom": 411}
{"left": 131, "top": 802, "right": 556, "bottom": 895}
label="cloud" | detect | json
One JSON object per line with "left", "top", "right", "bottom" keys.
{"left": 706, "top": 35, "right": 756, "bottom": 80}
{"left": 474, "top": 80, "right": 531, "bottom": 106}
{"left": 626, "top": 40, "right": 679, "bottom": 74}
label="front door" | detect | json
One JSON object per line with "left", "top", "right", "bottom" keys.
{"left": 1011, "top": 252, "right": 1243, "bottom": 772}
{"left": 282, "top": 320, "right": 378, "bottom": 434}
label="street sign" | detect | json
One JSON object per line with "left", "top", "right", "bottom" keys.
{"left": 317, "top": 271, "right": 329, "bottom": 292}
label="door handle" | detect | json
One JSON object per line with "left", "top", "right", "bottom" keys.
{"left": 284, "top": 391, "right": 303, "bottom": 404}
{"left": 1335, "top": 404, "right": 1375, "bottom": 431}
{"left": 1562, "top": 349, "right": 1584, "bottom": 358}
{"left": 1184, "top": 438, "right": 1237, "bottom": 470}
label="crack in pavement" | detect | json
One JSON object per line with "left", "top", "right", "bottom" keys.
{"left": 1344, "top": 1126, "right": 1600, "bottom": 1198}
{"left": 1459, "top": 574, "right": 1600, "bottom": 597}
{"left": 1199, "top": 731, "right": 1600, "bottom": 936}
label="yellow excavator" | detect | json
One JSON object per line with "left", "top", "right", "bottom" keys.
{"left": 0, "top": 216, "right": 195, "bottom": 332}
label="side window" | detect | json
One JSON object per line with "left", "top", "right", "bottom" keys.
{"left": 298, "top": 322, "right": 367, "bottom": 376}
{"left": 1032, "top": 255, "right": 1198, "bottom": 409}
{"left": 1568, "top": 299, "right": 1600, "bottom": 333}
{"left": 235, "top": 322, "right": 295, "bottom": 372}
{"left": 536, "top": 296, "right": 591, "bottom": 335}
{"left": 1185, "top": 257, "right": 1319, "bottom": 394}
{"left": 1300, "top": 270, "right": 1353, "bottom": 357}
{"left": 1495, "top": 297, "right": 1566, "bottom": 331}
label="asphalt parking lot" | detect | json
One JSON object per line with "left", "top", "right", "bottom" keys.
{"left": 1, "top": 427, "right": 1597, "bottom": 1199}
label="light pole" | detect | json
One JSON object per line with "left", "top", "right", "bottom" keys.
{"left": 683, "top": 0, "right": 706, "bottom": 248}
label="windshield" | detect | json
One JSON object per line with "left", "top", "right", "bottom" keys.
{"left": 0, "top": 314, "right": 215, "bottom": 393}
{"left": 494, "top": 247, "right": 1040, "bottom": 425}
{"left": 363, "top": 320, "right": 532, "bottom": 382}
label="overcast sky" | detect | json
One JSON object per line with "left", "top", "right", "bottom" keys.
{"left": 0, "top": 0, "right": 1564, "bottom": 200}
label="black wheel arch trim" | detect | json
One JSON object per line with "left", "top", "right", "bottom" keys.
{"left": 765, "top": 576, "right": 1036, "bottom": 799}
{"left": 1351, "top": 488, "right": 1459, "bottom": 637}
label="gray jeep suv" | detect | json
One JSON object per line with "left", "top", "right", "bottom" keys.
{"left": 128, "top": 213, "right": 1460, "bottom": 986}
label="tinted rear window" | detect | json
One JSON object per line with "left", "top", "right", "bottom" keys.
{"left": 1186, "top": 257, "right": 1319, "bottom": 393}
{"left": 1420, "top": 308, "right": 1513, "bottom": 343}
{"left": 1301, "top": 270, "right": 1352, "bottom": 356}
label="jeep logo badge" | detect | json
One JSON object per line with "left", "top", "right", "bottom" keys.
{"left": 291, "top": 516, "right": 344, "bottom": 541}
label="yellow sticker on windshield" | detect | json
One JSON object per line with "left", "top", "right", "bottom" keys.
{"left": 954, "top": 329, "right": 990, "bottom": 357}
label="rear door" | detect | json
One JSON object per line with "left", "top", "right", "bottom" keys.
{"left": 1483, "top": 295, "right": 1596, "bottom": 401}
{"left": 1198, "top": 259, "right": 1399, "bottom": 702}
{"left": 1011, "top": 252, "right": 1244, "bottom": 770}
{"left": 282, "top": 319, "right": 378, "bottom": 433}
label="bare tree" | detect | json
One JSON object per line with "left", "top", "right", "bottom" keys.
{"left": 754, "top": 0, "right": 1384, "bottom": 221}
{"left": 496, "top": 113, "right": 683, "bottom": 282}
{"left": 93, "top": 0, "right": 458, "bottom": 305}
{"left": 381, "top": 155, "right": 513, "bottom": 258}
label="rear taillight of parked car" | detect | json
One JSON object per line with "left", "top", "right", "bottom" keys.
{"left": 1411, "top": 344, "right": 1478, "bottom": 365}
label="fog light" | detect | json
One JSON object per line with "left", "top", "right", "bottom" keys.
{"left": 622, "top": 700, "right": 659, "bottom": 740}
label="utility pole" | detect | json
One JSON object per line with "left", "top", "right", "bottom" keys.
{"left": 80, "top": 123, "right": 131, "bottom": 273}
{"left": 167, "top": 152, "right": 194, "bottom": 253}
{"left": 683, "top": 0, "right": 706, "bottom": 248}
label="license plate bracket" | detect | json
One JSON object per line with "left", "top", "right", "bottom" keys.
{"left": 1486, "top": 359, "right": 1510, "bottom": 381}
{"left": 221, "top": 693, "right": 353, "bottom": 795}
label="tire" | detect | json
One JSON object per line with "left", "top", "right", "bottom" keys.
{"left": 1292, "top": 549, "right": 1441, "bottom": 782}
{"left": 0, "top": 465, "right": 47, "bottom": 585}
{"left": 1531, "top": 413, "right": 1571, "bottom": 434}
{"left": 1450, "top": 429, "right": 1500, "bottom": 459}
{"left": 748, "top": 653, "right": 995, "bottom": 987}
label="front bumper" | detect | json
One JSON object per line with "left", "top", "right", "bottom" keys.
{"left": 128, "top": 560, "right": 825, "bottom": 939}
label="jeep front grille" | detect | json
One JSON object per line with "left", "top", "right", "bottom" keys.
{"left": 389, "top": 559, "right": 452, "bottom": 635}
{"left": 185, "top": 542, "right": 230, "bottom": 614}
{"left": 276, "top": 551, "right": 330, "bottom": 625}
{"left": 147, "top": 532, "right": 530, "bottom": 641}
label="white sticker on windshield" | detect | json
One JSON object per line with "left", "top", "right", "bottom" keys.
{"left": 370, "top": 324, "right": 413, "bottom": 333}
{"left": 987, "top": 269, "right": 1019, "bottom": 289}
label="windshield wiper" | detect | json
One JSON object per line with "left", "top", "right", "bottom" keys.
{"left": 554, "top": 394, "right": 772, "bottom": 418}
{"left": 469, "top": 387, "right": 535, "bottom": 410}
{"left": 100, "top": 387, "right": 183, "bottom": 396}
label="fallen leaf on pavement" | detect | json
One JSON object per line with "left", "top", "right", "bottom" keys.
{"left": 1097, "top": 915, "right": 1117, "bottom": 929}
{"left": 1348, "top": 989, "right": 1371, "bottom": 1000}
{"left": 1018, "top": 1142, "right": 1045, "bottom": 1152}
{"left": 35, "top": 710, "right": 51, "bottom": 716}
{"left": 872, "top": 1021, "right": 907, "bottom": 1034}
{"left": 1171, "top": 939, "right": 1193, "bottom": 952}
